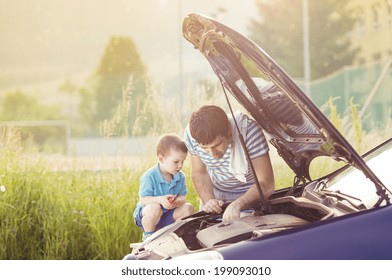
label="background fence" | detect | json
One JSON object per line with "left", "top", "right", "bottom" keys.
{"left": 302, "top": 58, "right": 392, "bottom": 130}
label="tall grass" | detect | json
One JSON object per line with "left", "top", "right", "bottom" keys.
{"left": 0, "top": 129, "right": 140, "bottom": 259}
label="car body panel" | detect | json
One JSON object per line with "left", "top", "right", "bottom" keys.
{"left": 217, "top": 205, "right": 392, "bottom": 260}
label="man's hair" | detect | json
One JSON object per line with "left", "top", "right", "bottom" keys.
{"left": 189, "top": 105, "right": 229, "bottom": 145}
{"left": 156, "top": 133, "right": 187, "bottom": 156}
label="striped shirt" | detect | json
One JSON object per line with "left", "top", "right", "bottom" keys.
{"left": 184, "top": 114, "right": 269, "bottom": 198}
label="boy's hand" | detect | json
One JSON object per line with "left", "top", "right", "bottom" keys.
{"left": 161, "top": 195, "right": 175, "bottom": 209}
{"left": 168, "top": 194, "right": 178, "bottom": 204}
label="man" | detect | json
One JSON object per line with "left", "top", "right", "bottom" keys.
{"left": 184, "top": 105, "right": 275, "bottom": 222}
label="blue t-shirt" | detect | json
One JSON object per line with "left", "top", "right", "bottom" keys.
{"left": 134, "top": 163, "right": 187, "bottom": 212}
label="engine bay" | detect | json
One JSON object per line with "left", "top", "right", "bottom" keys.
{"left": 173, "top": 194, "right": 335, "bottom": 251}
{"left": 130, "top": 189, "right": 351, "bottom": 259}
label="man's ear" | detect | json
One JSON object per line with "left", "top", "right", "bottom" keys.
{"left": 227, "top": 125, "right": 232, "bottom": 139}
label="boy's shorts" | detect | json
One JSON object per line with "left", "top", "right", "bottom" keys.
{"left": 133, "top": 205, "right": 175, "bottom": 231}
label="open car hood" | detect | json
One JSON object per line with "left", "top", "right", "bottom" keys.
{"left": 182, "top": 13, "right": 388, "bottom": 196}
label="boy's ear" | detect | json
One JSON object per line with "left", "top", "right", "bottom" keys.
{"left": 158, "top": 154, "right": 164, "bottom": 162}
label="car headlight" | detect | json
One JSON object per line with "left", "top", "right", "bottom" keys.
{"left": 172, "top": 251, "right": 224, "bottom": 260}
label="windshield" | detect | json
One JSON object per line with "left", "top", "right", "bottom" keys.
{"left": 326, "top": 140, "right": 392, "bottom": 208}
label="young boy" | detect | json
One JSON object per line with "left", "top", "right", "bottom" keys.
{"left": 133, "top": 133, "right": 194, "bottom": 241}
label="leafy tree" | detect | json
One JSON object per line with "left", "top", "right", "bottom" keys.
{"left": 0, "top": 91, "right": 63, "bottom": 121}
{"left": 76, "top": 86, "right": 96, "bottom": 136}
{"left": 131, "top": 90, "right": 163, "bottom": 137}
{"left": 97, "top": 74, "right": 165, "bottom": 138}
{"left": 0, "top": 91, "right": 66, "bottom": 152}
{"left": 81, "top": 36, "right": 150, "bottom": 136}
{"left": 248, "top": 0, "right": 359, "bottom": 80}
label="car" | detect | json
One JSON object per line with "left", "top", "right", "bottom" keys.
{"left": 123, "top": 13, "right": 392, "bottom": 260}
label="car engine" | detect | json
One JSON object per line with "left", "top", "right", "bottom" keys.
{"left": 129, "top": 194, "right": 337, "bottom": 260}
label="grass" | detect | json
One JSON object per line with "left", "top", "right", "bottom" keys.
{"left": 0, "top": 154, "right": 135, "bottom": 259}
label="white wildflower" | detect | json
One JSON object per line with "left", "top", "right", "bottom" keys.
{"left": 0, "top": 185, "right": 5, "bottom": 192}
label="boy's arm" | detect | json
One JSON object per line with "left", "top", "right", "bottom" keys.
{"left": 140, "top": 195, "right": 174, "bottom": 209}
{"left": 140, "top": 196, "right": 164, "bottom": 205}
{"left": 139, "top": 173, "right": 174, "bottom": 209}
{"left": 171, "top": 195, "right": 186, "bottom": 207}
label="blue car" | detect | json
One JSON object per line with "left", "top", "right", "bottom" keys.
{"left": 124, "top": 13, "right": 392, "bottom": 260}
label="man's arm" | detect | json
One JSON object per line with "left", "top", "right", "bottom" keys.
{"left": 223, "top": 153, "right": 275, "bottom": 221}
{"left": 190, "top": 154, "right": 224, "bottom": 213}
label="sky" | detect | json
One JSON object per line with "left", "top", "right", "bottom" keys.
{"left": 0, "top": 0, "right": 258, "bottom": 101}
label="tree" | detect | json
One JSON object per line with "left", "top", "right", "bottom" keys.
{"left": 0, "top": 91, "right": 63, "bottom": 121}
{"left": 0, "top": 91, "right": 66, "bottom": 153}
{"left": 248, "top": 0, "right": 359, "bottom": 80}
{"left": 77, "top": 86, "right": 96, "bottom": 136}
{"left": 131, "top": 89, "right": 163, "bottom": 137}
{"left": 80, "top": 35, "right": 150, "bottom": 136}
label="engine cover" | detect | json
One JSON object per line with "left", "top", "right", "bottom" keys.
{"left": 196, "top": 214, "right": 308, "bottom": 248}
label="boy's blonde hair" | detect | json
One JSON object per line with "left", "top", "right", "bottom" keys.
{"left": 156, "top": 133, "right": 187, "bottom": 156}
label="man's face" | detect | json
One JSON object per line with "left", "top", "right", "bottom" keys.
{"left": 200, "top": 134, "right": 231, "bottom": 159}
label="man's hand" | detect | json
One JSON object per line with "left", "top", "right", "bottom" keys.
{"left": 203, "top": 198, "right": 224, "bottom": 214}
{"left": 222, "top": 201, "right": 241, "bottom": 222}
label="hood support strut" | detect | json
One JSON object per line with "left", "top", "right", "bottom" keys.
{"left": 220, "top": 81, "right": 270, "bottom": 214}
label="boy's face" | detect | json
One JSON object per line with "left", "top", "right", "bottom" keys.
{"left": 158, "top": 149, "right": 187, "bottom": 175}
